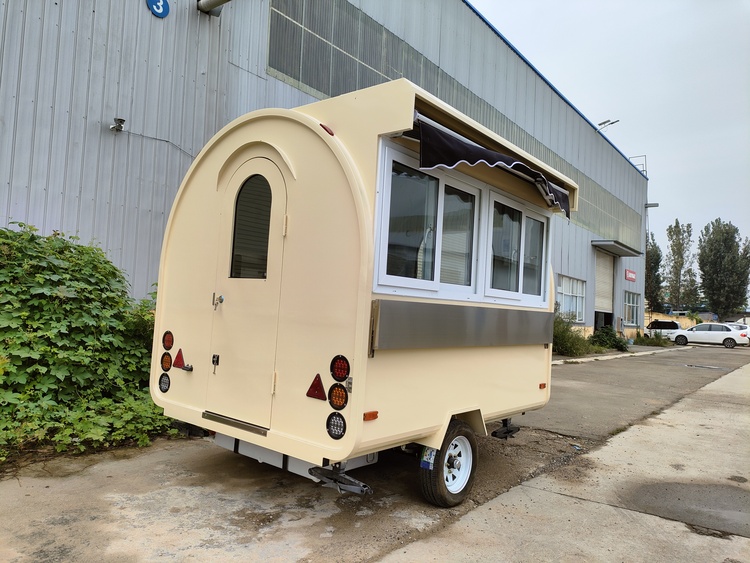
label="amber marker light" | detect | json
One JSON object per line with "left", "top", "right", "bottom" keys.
{"left": 363, "top": 411, "right": 379, "bottom": 421}
{"left": 161, "top": 352, "right": 172, "bottom": 371}
{"left": 328, "top": 383, "right": 348, "bottom": 410}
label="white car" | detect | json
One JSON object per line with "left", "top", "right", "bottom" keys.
{"left": 670, "top": 323, "right": 750, "bottom": 349}
{"left": 644, "top": 319, "right": 681, "bottom": 339}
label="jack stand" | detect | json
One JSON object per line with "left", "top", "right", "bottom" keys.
{"left": 309, "top": 464, "right": 373, "bottom": 495}
{"left": 492, "top": 418, "right": 520, "bottom": 440}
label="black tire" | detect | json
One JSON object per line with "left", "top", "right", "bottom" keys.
{"left": 675, "top": 335, "right": 688, "bottom": 346}
{"left": 723, "top": 338, "right": 736, "bottom": 349}
{"left": 419, "top": 419, "right": 477, "bottom": 507}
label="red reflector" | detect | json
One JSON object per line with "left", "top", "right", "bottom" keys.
{"left": 320, "top": 123, "right": 334, "bottom": 136}
{"left": 539, "top": 383, "right": 547, "bottom": 389}
{"left": 363, "top": 411, "right": 379, "bottom": 421}
{"left": 306, "top": 374, "right": 327, "bottom": 401}
{"left": 173, "top": 349, "right": 185, "bottom": 369}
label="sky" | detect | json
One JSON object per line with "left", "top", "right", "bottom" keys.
{"left": 468, "top": 0, "right": 750, "bottom": 254}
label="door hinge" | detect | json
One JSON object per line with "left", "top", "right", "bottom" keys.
{"left": 272, "top": 371, "right": 278, "bottom": 395}
{"left": 283, "top": 215, "right": 289, "bottom": 237}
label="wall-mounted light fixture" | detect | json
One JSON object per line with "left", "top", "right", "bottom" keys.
{"left": 110, "top": 117, "right": 125, "bottom": 132}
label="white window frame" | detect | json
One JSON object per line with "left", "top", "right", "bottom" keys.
{"left": 624, "top": 290, "right": 640, "bottom": 326}
{"left": 484, "top": 192, "right": 549, "bottom": 307}
{"left": 558, "top": 275, "right": 585, "bottom": 323}
{"left": 374, "top": 140, "right": 551, "bottom": 308}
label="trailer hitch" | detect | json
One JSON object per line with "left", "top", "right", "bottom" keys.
{"left": 309, "top": 465, "right": 373, "bottom": 495}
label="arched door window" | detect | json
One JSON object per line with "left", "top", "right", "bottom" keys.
{"left": 230, "top": 175, "right": 272, "bottom": 278}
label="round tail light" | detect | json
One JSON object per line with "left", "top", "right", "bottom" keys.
{"left": 328, "top": 383, "right": 348, "bottom": 410}
{"left": 330, "top": 355, "right": 350, "bottom": 382}
{"left": 160, "top": 352, "right": 172, "bottom": 371}
{"left": 326, "top": 412, "right": 346, "bottom": 440}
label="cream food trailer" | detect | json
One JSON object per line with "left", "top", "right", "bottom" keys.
{"left": 150, "top": 79, "right": 578, "bottom": 507}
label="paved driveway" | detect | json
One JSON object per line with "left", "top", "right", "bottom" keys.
{"left": 1, "top": 345, "right": 748, "bottom": 562}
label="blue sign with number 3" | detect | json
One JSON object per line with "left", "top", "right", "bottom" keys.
{"left": 146, "top": 0, "right": 170, "bottom": 18}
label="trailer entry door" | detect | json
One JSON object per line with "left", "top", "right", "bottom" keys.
{"left": 207, "top": 158, "right": 286, "bottom": 429}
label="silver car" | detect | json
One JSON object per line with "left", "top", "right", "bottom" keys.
{"left": 670, "top": 323, "right": 750, "bottom": 349}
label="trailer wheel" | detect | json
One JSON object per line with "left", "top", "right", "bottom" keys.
{"left": 419, "top": 419, "right": 477, "bottom": 507}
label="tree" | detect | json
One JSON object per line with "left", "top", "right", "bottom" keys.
{"left": 697, "top": 219, "right": 750, "bottom": 320}
{"left": 681, "top": 268, "right": 701, "bottom": 310}
{"left": 664, "top": 219, "right": 695, "bottom": 310}
{"left": 644, "top": 232, "right": 664, "bottom": 312}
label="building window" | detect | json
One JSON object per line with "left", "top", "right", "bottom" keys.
{"left": 558, "top": 275, "right": 585, "bottom": 322}
{"left": 375, "top": 143, "right": 548, "bottom": 307}
{"left": 624, "top": 291, "right": 640, "bottom": 326}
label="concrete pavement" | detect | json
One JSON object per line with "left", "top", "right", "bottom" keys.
{"left": 379, "top": 361, "right": 750, "bottom": 562}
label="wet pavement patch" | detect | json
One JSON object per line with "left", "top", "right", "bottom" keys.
{"left": 622, "top": 482, "right": 750, "bottom": 538}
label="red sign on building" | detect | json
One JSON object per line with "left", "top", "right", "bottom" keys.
{"left": 625, "top": 269, "right": 636, "bottom": 282}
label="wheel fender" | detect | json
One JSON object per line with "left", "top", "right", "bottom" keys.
{"left": 419, "top": 409, "right": 487, "bottom": 449}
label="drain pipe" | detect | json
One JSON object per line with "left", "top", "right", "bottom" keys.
{"left": 197, "top": 0, "right": 231, "bottom": 16}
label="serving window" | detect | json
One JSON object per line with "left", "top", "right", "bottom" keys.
{"left": 376, "top": 143, "right": 550, "bottom": 308}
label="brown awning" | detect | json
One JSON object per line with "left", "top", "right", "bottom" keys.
{"left": 417, "top": 120, "right": 570, "bottom": 218}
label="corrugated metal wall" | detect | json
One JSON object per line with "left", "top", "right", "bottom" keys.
{"left": 1, "top": 0, "right": 646, "bottom": 317}
{"left": 0, "top": 0, "right": 223, "bottom": 297}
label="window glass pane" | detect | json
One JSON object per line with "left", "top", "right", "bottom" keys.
{"left": 559, "top": 275, "right": 585, "bottom": 322}
{"left": 440, "top": 186, "right": 475, "bottom": 286}
{"left": 522, "top": 216, "right": 544, "bottom": 295}
{"left": 387, "top": 162, "right": 438, "bottom": 280}
{"left": 231, "top": 175, "right": 272, "bottom": 279}
{"left": 563, "top": 294, "right": 573, "bottom": 315}
{"left": 491, "top": 202, "right": 521, "bottom": 291}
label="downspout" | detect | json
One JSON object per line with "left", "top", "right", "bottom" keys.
{"left": 197, "top": 0, "right": 231, "bottom": 16}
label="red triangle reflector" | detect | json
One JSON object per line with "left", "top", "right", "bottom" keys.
{"left": 306, "top": 374, "right": 327, "bottom": 400}
{"left": 173, "top": 349, "right": 185, "bottom": 369}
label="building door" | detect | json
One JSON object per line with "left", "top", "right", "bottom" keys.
{"left": 206, "top": 158, "right": 287, "bottom": 429}
{"left": 594, "top": 251, "right": 614, "bottom": 330}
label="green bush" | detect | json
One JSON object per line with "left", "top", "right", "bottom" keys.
{"left": 588, "top": 325, "right": 629, "bottom": 352}
{"left": 552, "top": 305, "right": 592, "bottom": 357}
{"left": 0, "top": 224, "right": 175, "bottom": 462}
{"left": 634, "top": 332, "right": 670, "bottom": 347}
